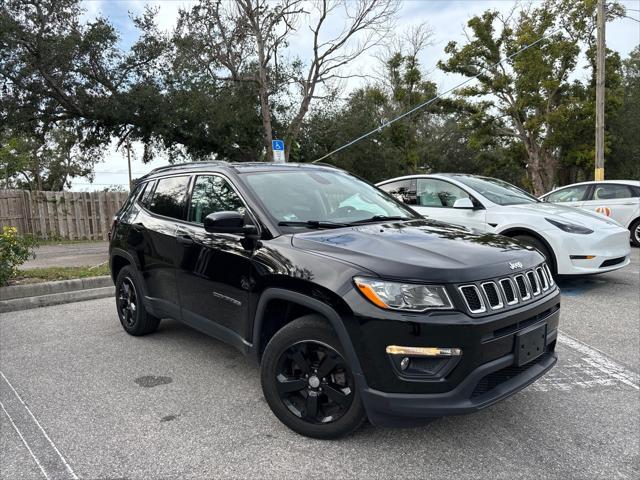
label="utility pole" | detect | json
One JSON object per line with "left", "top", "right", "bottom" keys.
{"left": 125, "top": 139, "right": 133, "bottom": 190}
{"left": 595, "top": 0, "right": 605, "bottom": 181}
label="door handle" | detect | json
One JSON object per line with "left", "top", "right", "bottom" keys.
{"left": 176, "top": 231, "right": 194, "bottom": 246}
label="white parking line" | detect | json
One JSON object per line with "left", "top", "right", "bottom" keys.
{"left": 1, "top": 400, "right": 49, "bottom": 480}
{"left": 557, "top": 332, "right": 639, "bottom": 390}
{"left": 0, "top": 371, "right": 79, "bottom": 479}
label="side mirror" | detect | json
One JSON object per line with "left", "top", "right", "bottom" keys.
{"left": 453, "top": 198, "right": 474, "bottom": 209}
{"left": 204, "top": 211, "right": 257, "bottom": 236}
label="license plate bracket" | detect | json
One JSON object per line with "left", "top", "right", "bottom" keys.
{"left": 515, "top": 323, "right": 547, "bottom": 366}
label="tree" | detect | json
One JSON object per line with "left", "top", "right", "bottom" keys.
{"left": 608, "top": 47, "right": 640, "bottom": 179}
{"left": 437, "top": 1, "right": 624, "bottom": 195}
{"left": 175, "top": 0, "right": 399, "bottom": 161}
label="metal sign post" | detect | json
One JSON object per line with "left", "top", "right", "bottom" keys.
{"left": 272, "top": 140, "right": 285, "bottom": 163}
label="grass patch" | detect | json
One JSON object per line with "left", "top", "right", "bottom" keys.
{"left": 35, "top": 238, "right": 106, "bottom": 246}
{"left": 12, "top": 263, "right": 111, "bottom": 284}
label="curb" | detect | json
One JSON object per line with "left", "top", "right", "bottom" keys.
{"left": 0, "top": 276, "right": 114, "bottom": 313}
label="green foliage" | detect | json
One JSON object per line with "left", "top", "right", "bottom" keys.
{"left": 608, "top": 47, "right": 640, "bottom": 180}
{"left": 0, "top": 226, "right": 38, "bottom": 286}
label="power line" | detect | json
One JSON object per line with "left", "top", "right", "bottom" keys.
{"left": 312, "top": 27, "right": 563, "bottom": 164}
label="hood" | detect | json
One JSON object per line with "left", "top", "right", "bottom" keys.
{"left": 508, "top": 203, "right": 622, "bottom": 228}
{"left": 291, "top": 219, "right": 543, "bottom": 283}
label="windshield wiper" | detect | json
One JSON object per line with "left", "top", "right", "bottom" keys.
{"left": 277, "top": 220, "right": 349, "bottom": 229}
{"left": 347, "top": 215, "right": 410, "bottom": 225}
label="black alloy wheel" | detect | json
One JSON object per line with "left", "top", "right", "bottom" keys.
{"left": 117, "top": 277, "right": 138, "bottom": 328}
{"left": 260, "top": 315, "right": 366, "bottom": 438}
{"left": 275, "top": 341, "right": 354, "bottom": 424}
{"left": 114, "top": 265, "right": 160, "bottom": 336}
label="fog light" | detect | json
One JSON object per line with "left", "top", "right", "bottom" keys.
{"left": 386, "top": 346, "right": 462, "bottom": 357}
{"left": 570, "top": 255, "right": 596, "bottom": 260}
{"left": 400, "top": 357, "right": 410, "bottom": 371}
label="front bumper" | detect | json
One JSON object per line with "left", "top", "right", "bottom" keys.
{"left": 362, "top": 337, "right": 556, "bottom": 427}
{"left": 342, "top": 287, "right": 560, "bottom": 426}
{"left": 546, "top": 226, "right": 631, "bottom": 275}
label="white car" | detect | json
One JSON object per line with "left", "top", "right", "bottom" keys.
{"left": 377, "top": 174, "right": 631, "bottom": 276}
{"left": 540, "top": 180, "right": 640, "bottom": 247}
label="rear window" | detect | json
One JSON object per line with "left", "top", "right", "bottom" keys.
{"left": 148, "top": 176, "right": 190, "bottom": 220}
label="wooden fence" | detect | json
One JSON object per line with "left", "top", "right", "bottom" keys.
{"left": 0, "top": 190, "right": 129, "bottom": 240}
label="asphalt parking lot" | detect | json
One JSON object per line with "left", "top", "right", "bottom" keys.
{"left": 1, "top": 254, "right": 638, "bottom": 479}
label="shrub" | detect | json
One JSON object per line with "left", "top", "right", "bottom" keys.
{"left": 0, "top": 226, "right": 38, "bottom": 286}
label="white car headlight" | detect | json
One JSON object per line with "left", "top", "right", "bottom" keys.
{"left": 545, "top": 218, "right": 594, "bottom": 234}
{"left": 354, "top": 277, "right": 453, "bottom": 312}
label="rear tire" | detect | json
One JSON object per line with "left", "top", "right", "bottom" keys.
{"left": 115, "top": 265, "right": 160, "bottom": 336}
{"left": 260, "top": 315, "right": 366, "bottom": 439}
{"left": 512, "top": 234, "right": 556, "bottom": 276}
{"left": 630, "top": 218, "right": 640, "bottom": 248}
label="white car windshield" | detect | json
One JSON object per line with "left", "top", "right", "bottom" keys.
{"left": 454, "top": 176, "right": 539, "bottom": 206}
{"left": 243, "top": 170, "right": 417, "bottom": 227}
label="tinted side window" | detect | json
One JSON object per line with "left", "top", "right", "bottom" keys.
{"left": 416, "top": 179, "right": 470, "bottom": 207}
{"left": 119, "top": 182, "right": 144, "bottom": 213}
{"left": 149, "top": 176, "right": 190, "bottom": 220}
{"left": 546, "top": 185, "right": 589, "bottom": 203}
{"left": 139, "top": 180, "right": 156, "bottom": 209}
{"left": 188, "top": 175, "right": 245, "bottom": 224}
{"left": 592, "top": 184, "right": 634, "bottom": 200}
{"left": 379, "top": 180, "right": 416, "bottom": 205}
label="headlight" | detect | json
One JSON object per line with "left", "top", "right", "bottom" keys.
{"left": 354, "top": 277, "right": 452, "bottom": 312}
{"left": 545, "top": 218, "right": 593, "bottom": 234}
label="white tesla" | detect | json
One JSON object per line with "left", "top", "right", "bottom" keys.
{"left": 377, "top": 174, "right": 631, "bottom": 276}
{"left": 540, "top": 180, "right": 640, "bottom": 247}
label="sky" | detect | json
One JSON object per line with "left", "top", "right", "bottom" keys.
{"left": 72, "top": 0, "right": 640, "bottom": 191}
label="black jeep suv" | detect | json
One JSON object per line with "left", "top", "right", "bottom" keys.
{"left": 109, "top": 162, "right": 559, "bottom": 438}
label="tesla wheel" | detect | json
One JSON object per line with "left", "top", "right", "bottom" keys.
{"left": 630, "top": 219, "right": 640, "bottom": 248}
{"left": 260, "top": 315, "right": 366, "bottom": 439}
{"left": 115, "top": 265, "right": 160, "bottom": 336}
{"left": 512, "top": 234, "right": 556, "bottom": 276}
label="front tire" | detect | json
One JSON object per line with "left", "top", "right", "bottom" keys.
{"left": 512, "top": 234, "right": 556, "bottom": 276}
{"left": 115, "top": 265, "right": 160, "bottom": 336}
{"left": 630, "top": 218, "right": 640, "bottom": 248}
{"left": 260, "top": 315, "right": 366, "bottom": 439}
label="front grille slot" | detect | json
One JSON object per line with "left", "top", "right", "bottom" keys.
{"left": 536, "top": 267, "right": 548, "bottom": 290}
{"left": 490, "top": 304, "right": 560, "bottom": 339}
{"left": 481, "top": 282, "right": 503, "bottom": 309}
{"left": 527, "top": 271, "right": 540, "bottom": 295}
{"left": 544, "top": 264, "right": 554, "bottom": 285}
{"left": 471, "top": 352, "right": 553, "bottom": 399}
{"left": 499, "top": 279, "right": 518, "bottom": 305}
{"left": 514, "top": 275, "right": 530, "bottom": 300}
{"left": 459, "top": 285, "right": 486, "bottom": 313}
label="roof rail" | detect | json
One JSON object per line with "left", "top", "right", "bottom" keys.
{"left": 146, "top": 161, "right": 228, "bottom": 176}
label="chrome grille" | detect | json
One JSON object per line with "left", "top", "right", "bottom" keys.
{"left": 536, "top": 267, "right": 548, "bottom": 290}
{"left": 514, "top": 275, "right": 531, "bottom": 300}
{"left": 499, "top": 278, "right": 518, "bottom": 305}
{"left": 458, "top": 285, "right": 485, "bottom": 313}
{"left": 544, "top": 264, "right": 554, "bottom": 286}
{"left": 481, "top": 282, "right": 503, "bottom": 309}
{"left": 527, "top": 271, "right": 540, "bottom": 295}
{"left": 458, "top": 263, "right": 555, "bottom": 314}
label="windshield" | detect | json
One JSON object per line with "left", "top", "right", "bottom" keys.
{"left": 453, "top": 176, "right": 539, "bottom": 206}
{"left": 242, "top": 169, "right": 417, "bottom": 228}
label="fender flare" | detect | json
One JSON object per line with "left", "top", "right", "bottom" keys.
{"left": 251, "top": 288, "right": 365, "bottom": 382}
{"left": 110, "top": 247, "right": 149, "bottom": 298}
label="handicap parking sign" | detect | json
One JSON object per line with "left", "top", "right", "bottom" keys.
{"left": 272, "top": 139, "right": 285, "bottom": 163}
